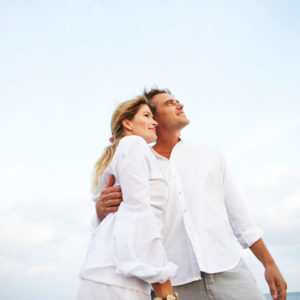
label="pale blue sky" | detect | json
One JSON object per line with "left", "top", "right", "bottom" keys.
{"left": 1, "top": 0, "right": 299, "bottom": 299}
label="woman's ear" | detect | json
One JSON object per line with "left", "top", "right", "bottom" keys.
{"left": 122, "top": 119, "right": 133, "bottom": 131}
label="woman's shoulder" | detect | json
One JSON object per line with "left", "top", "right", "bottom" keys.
{"left": 113, "top": 136, "right": 155, "bottom": 167}
{"left": 117, "top": 135, "right": 151, "bottom": 154}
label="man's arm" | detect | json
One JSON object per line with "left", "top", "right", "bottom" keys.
{"left": 95, "top": 175, "right": 122, "bottom": 221}
{"left": 250, "top": 238, "right": 287, "bottom": 300}
{"left": 221, "top": 154, "right": 287, "bottom": 299}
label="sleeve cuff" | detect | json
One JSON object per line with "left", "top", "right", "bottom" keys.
{"left": 238, "top": 228, "right": 263, "bottom": 248}
{"left": 116, "top": 261, "right": 178, "bottom": 284}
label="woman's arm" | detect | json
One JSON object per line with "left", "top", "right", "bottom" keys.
{"left": 112, "top": 136, "right": 177, "bottom": 286}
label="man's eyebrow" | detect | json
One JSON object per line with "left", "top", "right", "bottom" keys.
{"left": 165, "top": 98, "right": 180, "bottom": 104}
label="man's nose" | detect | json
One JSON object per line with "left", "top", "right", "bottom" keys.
{"left": 177, "top": 102, "right": 184, "bottom": 110}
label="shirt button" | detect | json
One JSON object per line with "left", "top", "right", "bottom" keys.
{"left": 183, "top": 209, "right": 187, "bottom": 213}
{"left": 178, "top": 192, "right": 182, "bottom": 195}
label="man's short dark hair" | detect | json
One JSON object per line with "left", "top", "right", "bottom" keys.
{"left": 143, "top": 87, "right": 172, "bottom": 101}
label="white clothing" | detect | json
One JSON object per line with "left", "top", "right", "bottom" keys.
{"left": 90, "top": 139, "right": 263, "bottom": 287}
{"left": 80, "top": 136, "right": 177, "bottom": 295}
{"left": 150, "top": 140, "right": 263, "bottom": 286}
{"left": 77, "top": 279, "right": 150, "bottom": 300}
{"left": 172, "top": 258, "right": 265, "bottom": 300}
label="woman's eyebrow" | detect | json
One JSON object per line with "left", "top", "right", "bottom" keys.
{"left": 143, "top": 110, "right": 153, "bottom": 115}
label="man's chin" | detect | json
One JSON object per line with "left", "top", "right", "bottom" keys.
{"left": 179, "top": 118, "right": 190, "bottom": 129}
{"left": 182, "top": 117, "right": 190, "bottom": 125}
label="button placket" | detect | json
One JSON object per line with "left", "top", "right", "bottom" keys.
{"left": 170, "top": 156, "right": 204, "bottom": 266}
{"left": 170, "top": 161, "right": 186, "bottom": 213}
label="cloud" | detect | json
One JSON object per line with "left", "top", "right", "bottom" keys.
{"left": 0, "top": 213, "right": 54, "bottom": 249}
{"left": 243, "top": 164, "right": 300, "bottom": 246}
{"left": 0, "top": 162, "right": 92, "bottom": 289}
{"left": 26, "top": 264, "right": 63, "bottom": 278}
{"left": 228, "top": 117, "right": 300, "bottom": 157}
{"left": 0, "top": 257, "right": 26, "bottom": 275}
{"left": 0, "top": 163, "right": 28, "bottom": 198}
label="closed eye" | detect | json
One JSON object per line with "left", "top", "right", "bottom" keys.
{"left": 166, "top": 99, "right": 180, "bottom": 105}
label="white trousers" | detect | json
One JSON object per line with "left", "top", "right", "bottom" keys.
{"left": 77, "top": 279, "right": 150, "bottom": 300}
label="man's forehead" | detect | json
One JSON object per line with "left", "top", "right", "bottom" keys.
{"left": 152, "top": 93, "right": 175, "bottom": 103}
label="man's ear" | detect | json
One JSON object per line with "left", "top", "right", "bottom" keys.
{"left": 122, "top": 119, "right": 133, "bottom": 131}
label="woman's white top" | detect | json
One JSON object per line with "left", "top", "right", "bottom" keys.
{"left": 79, "top": 136, "right": 177, "bottom": 295}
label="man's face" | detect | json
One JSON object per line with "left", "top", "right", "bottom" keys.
{"left": 151, "top": 93, "right": 190, "bottom": 133}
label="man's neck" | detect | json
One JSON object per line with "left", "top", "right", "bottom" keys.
{"left": 153, "top": 131, "right": 181, "bottom": 159}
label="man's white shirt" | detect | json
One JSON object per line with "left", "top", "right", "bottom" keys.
{"left": 151, "top": 140, "right": 262, "bottom": 286}
{"left": 89, "top": 138, "right": 262, "bottom": 287}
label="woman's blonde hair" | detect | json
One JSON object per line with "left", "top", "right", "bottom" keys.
{"left": 92, "top": 95, "right": 155, "bottom": 191}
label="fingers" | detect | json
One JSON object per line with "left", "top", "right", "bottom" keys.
{"left": 95, "top": 199, "right": 105, "bottom": 221}
{"left": 98, "top": 202, "right": 119, "bottom": 218}
{"left": 96, "top": 175, "right": 122, "bottom": 221}
{"left": 104, "top": 206, "right": 119, "bottom": 213}
{"left": 277, "top": 280, "right": 287, "bottom": 300}
{"left": 95, "top": 191, "right": 122, "bottom": 221}
{"left": 105, "top": 199, "right": 122, "bottom": 207}
{"left": 101, "top": 192, "right": 122, "bottom": 201}
{"left": 106, "top": 175, "right": 115, "bottom": 188}
{"left": 101, "top": 186, "right": 121, "bottom": 194}
{"left": 269, "top": 281, "right": 278, "bottom": 300}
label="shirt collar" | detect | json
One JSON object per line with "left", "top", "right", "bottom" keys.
{"left": 151, "top": 139, "right": 184, "bottom": 160}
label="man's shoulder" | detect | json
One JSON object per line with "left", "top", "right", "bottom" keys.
{"left": 181, "top": 140, "right": 222, "bottom": 157}
{"left": 179, "top": 141, "right": 224, "bottom": 170}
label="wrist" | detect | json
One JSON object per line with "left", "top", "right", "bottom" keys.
{"left": 152, "top": 280, "right": 174, "bottom": 298}
{"left": 153, "top": 292, "right": 179, "bottom": 300}
{"left": 263, "top": 259, "right": 276, "bottom": 268}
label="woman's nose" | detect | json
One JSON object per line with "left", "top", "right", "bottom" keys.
{"left": 153, "top": 119, "right": 158, "bottom": 127}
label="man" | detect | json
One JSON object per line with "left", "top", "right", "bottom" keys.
{"left": 95, "top": 88, "right": 287, "bottom": 300}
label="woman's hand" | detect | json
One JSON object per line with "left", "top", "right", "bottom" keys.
{"left": 152, "top": 280, "right": 176, "bottom": 299}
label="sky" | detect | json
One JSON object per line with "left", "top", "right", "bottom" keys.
{"left": 0, "top": 0, "right": 299, "bottom": 299}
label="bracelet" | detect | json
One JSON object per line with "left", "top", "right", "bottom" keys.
{"left": 153, "top": 292, "right": 178, "bottom": 300}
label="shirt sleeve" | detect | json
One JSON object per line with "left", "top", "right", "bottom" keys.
{"left": 89, "top": 165, "right": 101, "bottom": 234}
{"left": 222, "top": 154, "right": 263, "bottom": 248}
{"left": 90, "top": 212, "right": 100, "bottom": 236}
{"left": 111, "top": 136, "right": 177, "bottom": 284}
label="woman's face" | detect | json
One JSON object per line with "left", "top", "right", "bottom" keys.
{"left": 127, "top": 104, "right": 158, "bottom": 143}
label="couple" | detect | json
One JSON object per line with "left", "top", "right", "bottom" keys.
{"left": 78, "top": 88, "right": 287, "bottom": 300}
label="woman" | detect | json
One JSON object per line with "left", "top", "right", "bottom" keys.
{"left": 78, "top": 96, "right": 178, "bottom": 300}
